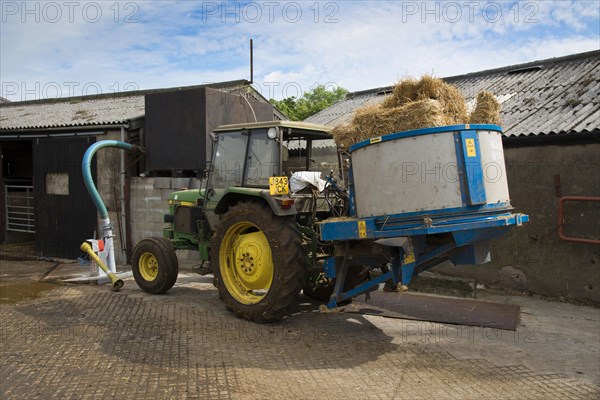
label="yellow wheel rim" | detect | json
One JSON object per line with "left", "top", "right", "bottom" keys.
{"left": 219, "top": 222, "right": 274, "bottom": 305}
{"left": 139, "top": 252, "right": 159, "bottom": 282}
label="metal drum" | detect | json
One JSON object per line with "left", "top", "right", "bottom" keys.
{"left": 349, "top": 124, "right": 510, "bottom": 219}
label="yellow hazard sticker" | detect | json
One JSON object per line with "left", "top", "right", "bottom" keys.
{"left": 403, "top": 253, "right": 415, "bottom": 264}
{"left": 358, "top": 220, "right": 367, "bottom": 238}
{"left": 370, "top": 137, "right": 382, "bottom": 144}
{"left": 465, "top": 138, "right": 476, "bottom": 157}
{"left": 269, "top": 176, "right": 289, "bottom": 195}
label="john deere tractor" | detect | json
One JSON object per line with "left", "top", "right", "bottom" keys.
{"left": 132, "top": 121, "right": 345, "bottom": 322}
{"left": 132, "top": 120, "right": 528, "bottom": 323}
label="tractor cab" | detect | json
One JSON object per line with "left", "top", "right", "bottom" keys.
{"left": 204, "top": 121, "right": 343, "bottom": 225}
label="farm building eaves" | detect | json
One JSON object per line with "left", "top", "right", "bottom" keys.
{"left": 0, "top": 95, "right": 145, "bottom": 131}
{"left": 306, "top": 50, "right": 600, "bottom": 138}
{"left": 0, "top": 79, "right": 267, "bottom": 131}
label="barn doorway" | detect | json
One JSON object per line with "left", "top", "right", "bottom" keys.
{"left": 1, "top": 140, "right": 34, "bottom": 245}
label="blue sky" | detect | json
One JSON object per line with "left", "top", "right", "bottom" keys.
{"left": 1, "top": 1, "right": 599, "bottom": 101}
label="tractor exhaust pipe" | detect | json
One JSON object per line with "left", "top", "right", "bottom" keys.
{"left": 80, "top": 242, "right": 124, "bottom": 291}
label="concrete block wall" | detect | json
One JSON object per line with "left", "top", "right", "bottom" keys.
{"left": 96, "top": 130, "right": 126, "bottom": 265}
{"left": 130, "top": 177, "right": 202, "bottom": 262}
{"left": 437, "top": 142, "right": 600, "bottom": 305}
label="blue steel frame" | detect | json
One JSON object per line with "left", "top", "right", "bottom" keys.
{"left": 320, "top": 212, "right": 528, "bottom": 308}
{"left": 320, "top": 124, "right": 528, "bottom": 309}
{"left": 320, "top": 212, "right": 528, "bottom": 241}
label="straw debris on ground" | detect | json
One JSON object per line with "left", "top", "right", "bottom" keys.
{"left": 332, "top": 75, "right": 501, "bottom": 148}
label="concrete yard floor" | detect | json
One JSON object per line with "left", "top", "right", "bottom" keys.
{"left": 0, "top": 258, "right": 598, "bottom": 399}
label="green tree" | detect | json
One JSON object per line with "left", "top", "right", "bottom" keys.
{"left": 270, "top": 85, "right": 348, "bottom": 121}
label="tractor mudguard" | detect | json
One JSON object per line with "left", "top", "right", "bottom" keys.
{"left": 214, "top": 188, "right": 297, "bottom": 217}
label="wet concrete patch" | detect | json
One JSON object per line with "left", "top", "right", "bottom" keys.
{"left": 0, "top": 240, "right": 36, "bottom": 261}
{"left": 0, "top": 282, "right": 59, "bottom": 304}
{"left": 0, "top": 259, "right": 60, "bottom": 284}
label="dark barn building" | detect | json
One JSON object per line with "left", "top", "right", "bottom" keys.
{"left": 0, "top": 80, "right": 280, "bottom": 263}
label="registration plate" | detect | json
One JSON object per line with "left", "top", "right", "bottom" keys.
{"left": 269, "top": 176, "right": 289, "bottom": 195}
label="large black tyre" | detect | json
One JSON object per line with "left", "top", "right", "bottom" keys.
{"left": 211, "top": 202, "right": 306, "bottom": 323}
{"left": 132, "top": 237, "right": 179, "bottom": 294}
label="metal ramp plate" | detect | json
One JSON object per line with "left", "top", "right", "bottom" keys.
{"left": 346, "top": 291, "right": 520, "bottom": 330}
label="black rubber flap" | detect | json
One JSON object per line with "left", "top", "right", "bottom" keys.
{"left": 347, "top": 291, "right": 520, "bottom": 330}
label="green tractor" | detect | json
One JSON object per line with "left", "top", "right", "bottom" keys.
{"left": 132, "top": 121, "right": 344, "bottom": 322}
{"left": 132, "top": 121, "right": 529, "bottom": 323}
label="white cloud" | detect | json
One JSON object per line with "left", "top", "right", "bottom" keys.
{"left": 1, "top": 0, "right": 598, "bottom": 101}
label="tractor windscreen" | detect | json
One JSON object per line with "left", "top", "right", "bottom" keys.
{"left": 210, "top": 130, "right": 278, "bottom": 189}
{"left": 210, "top": 132, "right": 248, "bottom": 189}
{"left": 245, "top": 132, "right": 278, "bottom": 186}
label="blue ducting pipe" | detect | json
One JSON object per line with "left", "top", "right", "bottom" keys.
{"left": 82, "top": 140, "right": 133, "bottom": 219}
{"left": 82, "top": 140, "right": 136, "bottom": 277}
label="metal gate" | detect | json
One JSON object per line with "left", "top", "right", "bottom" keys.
{"left": 33, "top": 137, "right": 97, "bottom": 259}
{"left": 5, "top": 179, "right": 35, "bottom": 233}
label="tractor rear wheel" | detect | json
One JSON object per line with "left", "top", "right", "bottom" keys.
{"left": 211, "top": 202, "right": 306, "bottom": 323}
{"left": 132, "top": 237, "right": 179, "bottom": 294}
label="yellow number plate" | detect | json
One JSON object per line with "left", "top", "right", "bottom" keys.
{"left": 269, "top": 176, "right": 289, "bottom": 195}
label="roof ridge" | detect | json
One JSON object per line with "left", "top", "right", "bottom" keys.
{"left": 443, "top": 50, "right": 600, "bottom": 82}
{"left": 0, "top": 79, "right": 251, "bottom": 108}
{"left": 345, "top": 50, "right": 600, "bottom": 98}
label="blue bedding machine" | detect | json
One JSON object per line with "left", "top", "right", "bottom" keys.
{"left": 318, "top": 124, "right": 528, "bottom": 308}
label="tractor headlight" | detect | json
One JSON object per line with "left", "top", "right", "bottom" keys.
{"left": 267, "top": 127, "right": 278, "bottom": 140}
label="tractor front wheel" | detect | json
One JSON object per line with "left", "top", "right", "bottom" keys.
{"left": 132, "top": 237, "right": 179, "bottom": 294}
{"left": 211, "top": 202, "right": 306, "bottom": 323}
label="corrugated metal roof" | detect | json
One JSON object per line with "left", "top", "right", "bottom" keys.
{"left": 307, "top": 51, "right": 600, "bottom": 137}
{"left": 0, "top": 95, "right": 145, "bottom": 130}
{"left": 0, "top": 80, "right": 275, "bottom": 131}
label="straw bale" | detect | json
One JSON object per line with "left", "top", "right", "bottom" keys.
{"left": 381, "top": 75, "right": 468, "bottom": 124}
{"left": 332, "top": 76, "right": 491, "bottom": 148}
{"left": 331, "top": 124, "right": 357, "bottom": 149}
{"left": 469, "top": 91, "right": 501, "bottom": 125}
{"left": 381, "top": 77, "right": 419, "bottom": 108}
{"left": 414, "top": 75, "right": 468, "bottom": 124}
{"left": 332, "top": 100, "right": 447, "bottom": 147}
